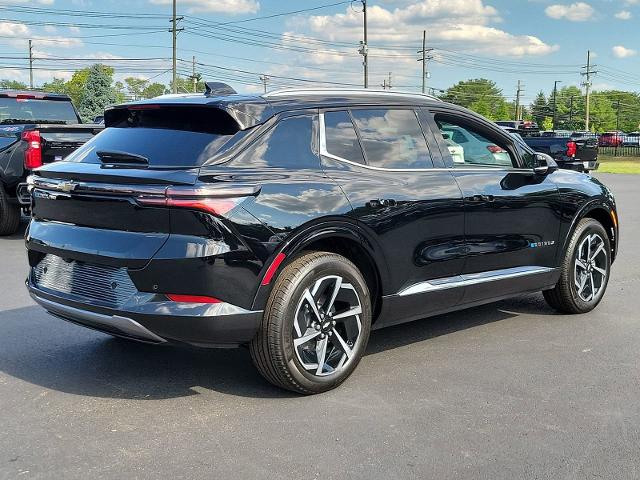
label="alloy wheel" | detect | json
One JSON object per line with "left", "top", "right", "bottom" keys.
{"left": 574, "top": 233, "right": 608, "bottom": 302}
{"left": 292, "top": 275, "right": 363, "bottom": 377}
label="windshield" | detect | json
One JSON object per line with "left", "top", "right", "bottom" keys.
{"left": 0, "top": 98, "right": 79, "bottom": 124}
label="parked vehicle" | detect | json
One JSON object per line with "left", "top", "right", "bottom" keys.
{"left": 441, "top": 124, "right": 512, "bottom": 165}
{"left": 622, "top": 132, "right": 640, "bottom": 147}
{"left": 599, "top": 131, "right": 624, "bottom": 147}
{"left": 521, "top": 131, "right": 599, "bottom": 173}
{"left": 26, "top": 85, "right": 619, "bottom": 394}
{"left": 0, "top": 90, "right": 102, "bottom": 235}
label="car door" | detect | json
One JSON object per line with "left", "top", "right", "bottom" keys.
{"left": 318, "top": 107, "right": 466, "bottom": 327}
{"left": 424, "top": 107, "right": 562, "bottom": 304}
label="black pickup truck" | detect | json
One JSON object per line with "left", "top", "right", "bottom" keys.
{"left": 0, "top": 90, "right": 102, "bottom": 235}
{"left": 519, "top": 130, "right": 599, "bottom": 173}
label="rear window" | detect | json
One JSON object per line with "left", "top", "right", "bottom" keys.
{"left": 66, "top": 106, "right": 239, "bottom": 167}
{"left": 0, "top": 98, "right": 79, "bottom": 125}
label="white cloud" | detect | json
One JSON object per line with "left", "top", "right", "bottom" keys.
{"left": 545, "top": 2, "right": 595, "bottom": 21}
{"left": 612, "top": 45, "right": 637, "bottom": 58}
{"left": 0, "top": 21, "right": 83, "bottom": 49}
{"left": 149, "top": 0, "right": 259, "bottom": 14}
{"left": 304, "top": 1, "right": 557, "bottom": 57}
{"left": 614, "top": 10, "right": 632, "bottom": 20}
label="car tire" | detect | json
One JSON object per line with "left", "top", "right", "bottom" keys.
{"left": 543, "top": 218, "right": 611, "bottom": 314}
{"left": 0, "top": 184, "right": 21, "bottom": 236}
{"left": 250, "top": 251, "right": 372, "bottom": 394}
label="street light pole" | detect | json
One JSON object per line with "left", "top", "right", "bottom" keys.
{"left": 361, "top": 0, "right": 368, "bottom": 88}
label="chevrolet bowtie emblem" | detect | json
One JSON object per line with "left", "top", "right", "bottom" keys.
{"left": 57, "top": 181, "right": 77, "bottom": 193}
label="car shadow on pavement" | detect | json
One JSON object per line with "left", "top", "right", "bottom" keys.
{"left": 0, "top": 294, "right": 556, "bottom": 399}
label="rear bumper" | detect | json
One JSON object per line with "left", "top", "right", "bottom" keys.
{"left": 558, "top": 160, "right": 599, "bottom": 172}
{"left": 28, "top": 283, "right": 263, "bottom": 347}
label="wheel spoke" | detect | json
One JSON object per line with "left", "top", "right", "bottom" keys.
{"left": 589, "top": 273, "right": 596, "bottom": 298}
{"left": 590, "top": 244, "right": 605, "bottom": 262}
{"left": 331, "top": 328, "right": 353, "bottom": 359}
{"left": 303, "top": 288, "right": 323, "bottom": 322}
{"left": 593, "top": 266, "right": 607, "bottom": 277}
{"left": 577, "top": 274, "right": 588, "bottom": 296}
{"left": 325, "top": 276, "right": 342, "bottom": 313}
{"left": 575, "top": 258, "right": 588, "bottom": 270}
{"left": 333, "top": 306, "right": 362, "bottom": 320}
{"left": 315, "top": 336, "right": 328, "bottom": 375}
{"left": 294, "top": 330, "right": 321, "bottom": 347}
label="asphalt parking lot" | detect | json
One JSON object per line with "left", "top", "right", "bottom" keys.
{"left": 0, "top": 173, "right": 638, "bottom": 480}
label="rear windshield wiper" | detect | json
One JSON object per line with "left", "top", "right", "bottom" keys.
{"left": 97, "top": 150, "right": 149, "bottom": 166}
{"left": 0, "top": 118, "right": 67, "bottom": 125}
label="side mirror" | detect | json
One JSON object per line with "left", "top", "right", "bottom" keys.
{"left": 533, "top": 153, "right": 558, "bottom": 176}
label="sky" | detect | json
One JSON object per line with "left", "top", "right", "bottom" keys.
{"left": 0, "top": 0, "right": 638, "bottom": 104}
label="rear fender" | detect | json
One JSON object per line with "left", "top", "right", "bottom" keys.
{"left": 250, "top": 219, "right": 389, "bottom": 311}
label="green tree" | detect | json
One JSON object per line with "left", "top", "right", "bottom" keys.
{"left": 142, "top": 82, "right": 167, "bottom": 98}
{"left": 597, "top": 90, "right": 640, "bottom": 132}
{"left": 124, "top": 77, "right": 148, "bottom": 100}
{"left": 170, "top": 76, "right": 205, "bottom": 94}
{"left": 531, "top": 91, "right": 549, "bottom": 127}
{"left": 77, "top": 64, "right": 117, "bottom": 123}
{"left": 553, "top": 86, "right": 584, "bottom": 131}
{"left": 41, "top": 78, "right": 69, "bottom": 95}
{"left": 441, "top": 78, "right": 509, "bottom": 121}
{"left": 589, "top": 93, "right": 617, "bottom": 132}
{"left": 0, "top": 79, "right": 28, "bottom": 89}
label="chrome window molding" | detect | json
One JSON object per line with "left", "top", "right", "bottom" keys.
{"left": 396, "top": 266, "right": 556, "bottom": 297}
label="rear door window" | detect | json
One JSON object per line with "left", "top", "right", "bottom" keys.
{"left": 350, "top": 109, "right": 433, "bottom": 169}
{"left": 65, "top": 106, "right": 239, "bottom": 168}
{"left": 323, "top": 110, "right": 365, "bottom": 164}
{"left": 231, "top": 114, "right": 320, "bottom": 169}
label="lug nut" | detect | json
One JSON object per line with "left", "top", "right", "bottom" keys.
{"left": 320, "top": 333, "right": 326, "bottom": 339}
{"left": 328, "top": 331, "right": 333, "bottom": 337}
{"left": 314, "top": 324, "right": 321, "bottom": 331}
{"left": 332, "top": 320, "right": 336, "bottom": 326}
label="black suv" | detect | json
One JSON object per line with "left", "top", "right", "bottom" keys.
{"left": 26, "top": 85, "right": 618, "bottom": 394}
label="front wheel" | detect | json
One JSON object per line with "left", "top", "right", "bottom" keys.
{"left": 250, "top": 251, "right": 372, "bottom": 394}
{"left": 544, "top": 218, "right": 611, "bottom": 313}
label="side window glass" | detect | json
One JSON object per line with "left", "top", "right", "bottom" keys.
{"left": 232, "top": 115, "right": 319, "bottom": 169}
{"left": 436, "top": 117, "right": 516, "bottom": 168}
{"left": 350, "top": 109, "right": 433, "bottom": 169}
{"left": 323, "top": 110, "right": 365, "bottom": 164}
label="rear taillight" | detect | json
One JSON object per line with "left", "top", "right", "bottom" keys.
{"left": 566, "top": 141, "right": 577, "bottom": 157}
{"left": 136, "top": 184, "right": 260, "bottom": 216}
{"left": 22, "top": 130, "right": 42, "bottom": 169}
{"left": 487, "top": 145, "right": 506, "bottom": 154}
{"left": 165, "top": 294, "right": 222, "bottom": 303}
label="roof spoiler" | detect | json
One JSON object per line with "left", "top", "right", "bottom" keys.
{"left": 204, "top": 82, "right": 237, "bottom": 97}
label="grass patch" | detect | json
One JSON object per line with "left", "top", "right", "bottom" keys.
{"left": 597, "top": 156, "right": 640, "bottom": 174}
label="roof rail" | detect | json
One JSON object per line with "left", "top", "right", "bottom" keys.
{"left": 263, "top": 87, "right": 441, "bottom": 102}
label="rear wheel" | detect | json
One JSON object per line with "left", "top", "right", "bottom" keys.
{"left": 250, "top": 251, "right": 371, "bottom": 394}
{"left": 544, "top": 218, "right": 610, "bottom": 313}
{"left": 0, "top": 184, "right": 20, "bottom": 236}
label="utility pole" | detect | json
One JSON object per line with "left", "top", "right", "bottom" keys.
{"left": 358, "top": 0, "right": 368, "bottom": 88}
{"left": 581, "top": 50, "right": 597, "bottom": 131}
{"left": 417, "top": 30, "right": 433, "bottom": 94}
{"left": 191, "top": 56, "right": 196, "bottom": 92}
{"left": 28, "top": 39, "right": 33, "bottom": 89}
{"left": 169, "top": 0, "right": 184, "bottom": 94}
{"left": 514, "top": 80, "right": 524, "bottom": 121}
{"left": 552, "top": 80, "right": 562, "bottom": 131}
{"left": 259, "top": 75, "right": 269, "bottom": 94}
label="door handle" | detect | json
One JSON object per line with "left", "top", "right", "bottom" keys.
{"left": 467, "top": 194, "right": 495, "bottom": 203}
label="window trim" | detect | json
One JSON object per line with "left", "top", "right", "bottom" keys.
{"left": 319, "top": 110, "right": 438, "bottom": 172}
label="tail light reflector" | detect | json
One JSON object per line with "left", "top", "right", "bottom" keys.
{"left": 165, "top": 294, "right": 222, "bottom": 303}
{"left": 566, "top": 141, "right": 577, "bottom": 157}
{"left": 22, "top": 130, "right": 43, "bottom": 169}
{"left": 261, "top": 252, "right": 286, "bottom": 286}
